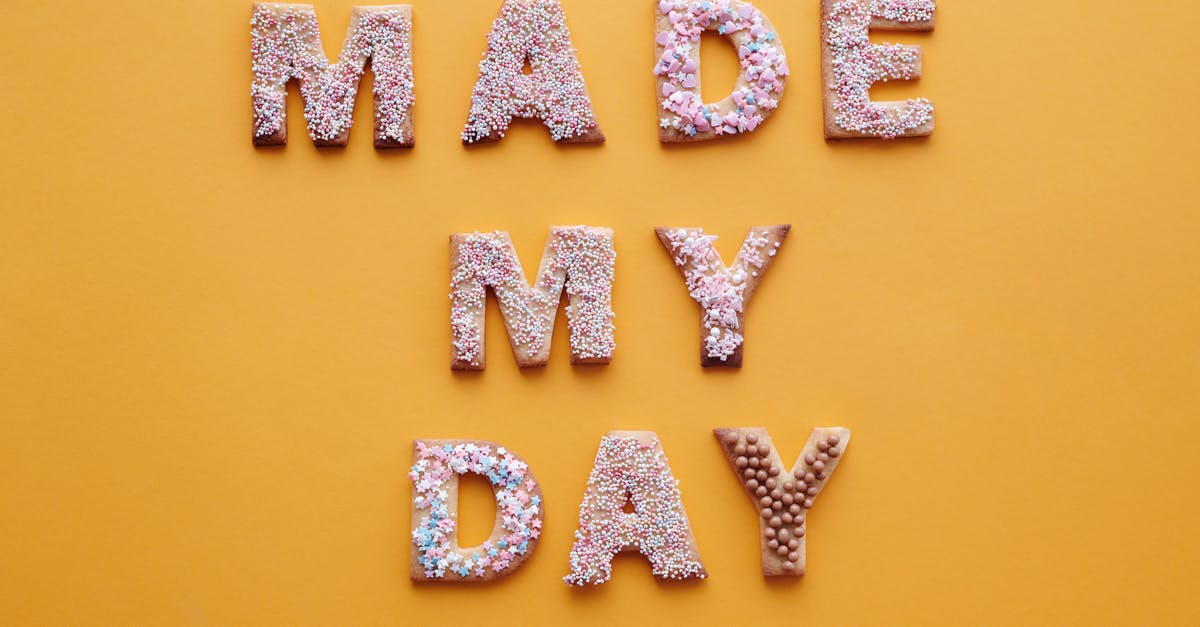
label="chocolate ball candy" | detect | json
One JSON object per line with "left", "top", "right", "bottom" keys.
{"left": 748, "top": 457, "right": 760, "bottom": 469}
{"left": 788, "top": 551, "right": 799, "bottom": 562}
{"left": 803, "top": 498, "right": 814, "bottom": 508}
{"left": 828, "top": 446, "right": 840, "bottom": 458}
{"left": 755, "top": 486, "right": 768, "bottom": 497}
{"left": 781, "top": 512, "right": 793, "bottom": 524}
{"left": 765, "top": 478, "right": 777, "bottom": 490}
{"left": 764, "top": 527, "right": 776, "bottom": 539}
{"left": 776, "top": 545, "right": 790, "bottom": 556}
{"left": 793, "top": 468, "right": 804, "bottom": 480}
{"left": 794, "top": 526, "right": 805, "bottom": 537}
{"left": 758, "top": 443, "right": 771, "bottom": 456}
{"left": 745, "top": 479, "right": 759, "bottom": 491}
{"left": 813, "top": 460, "right": 826, "bottom": 472}
{"left": 735, "top": 456, "right": 749, "bottom": 469}
{"left": 818, "top": 452, "right": 829, "bottom": 462}
{"left": 745, "top": 434, "right": 758, "bottom": 444}
{"left": 804, "top": 453, "right": 816, "bottom": 465}
{"left": 761, "top": 508, "right": 773, "bottom": 519}
{"left": 746, "top": 444, "right": 759, "bottom": 457}
{"left": 767, "top": 466, "right": 781, "bottom": 477}
{"left": 795, "top": 481, "right": 807, "bottom": 492}
{"left": 768, "top": 539, "right": 779, "bottom": 550}
{"left": 734, "top": 444, "right": 746, "bottom": 456}
{"left": 769, "top": 516, "right": 782, "bottom": 528}
{"left": 804, "top": 473, "right": 816, "bottom": 484}
{"left": 724, "top": 433, "right": 740, "bottom": 445}
{"left": 759, "top": 496, "right": 773, "bottom": 508}
{"left": 777, "top": 529, "right": 791, "bottom": 543}
{"left": 828, "top": 434, "right": 840, "bottom": 445}
{"left": 770, "top": 489, "right": 782, "bottom": 500}
{"left": 756, "top": 470, "right": 768, "bottom": 481}
{"left": 781, "top": 493, "right": 794, "bottom": 506}
{"left": 788, "top": 504, "right": 801, "bottom": 515}
{"left": 771, "top": 500, "right": 783, "bottom": 511}
{"left": 787, "top": 539, "right": 799, "bottom": 550}
{"left": 782, "top": 480, "right": 794, "bottom": 492}
{"left": 783, "top": 561, "right": 795, "bottom": 571}
{"left": 743, "top": 468, "right": 755, "bottom": 479}
{"left": 817, "top": 441, "right": 829, "bottom": 452}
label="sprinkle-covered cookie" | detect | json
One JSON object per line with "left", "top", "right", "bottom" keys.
{"left": 564, "top": 431, "right": 707, "bottom": 585}
{"left": 450, "top": 226, "right": 616, "bottom": 370}
{"left": 655, "top": 225, "right": 789, "bottom": 367}
{"left": 654, "top": 0, "right": 789, "bottom": 142}
{"left": 462, "top": 0, "right": 604, "bottom": 144}
{"left": 713, "top": 427, "right": 851, "bottom": 576}
{"left": 821, "top": 0, "right": 935, "bottom": 139}
{"left": 250, "top": 3, "right": 415, "bottom": 148}
{"left": 410, "top": 440, "right": 544, "bottom": 581}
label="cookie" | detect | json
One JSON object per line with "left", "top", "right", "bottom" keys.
{"left": 250, "top": 3, "right": 415, "bottom": 148}
{"left": 563, "top": 431, "right": 707, "bottom": 585}
{"left": 654, "top": 225, "right": 790, "bottom": 367}
{"left": 450, "top": 226, "right": 616, "bottom": 370}
{"left": 655, "top": 0, "right": 789, "bottom": 142}
{"left": 821, "top": 0, "right": 935, "bottom": 139}
{"left": 461, "top": 0, "right": 604, "bottom": 144}
{"left": 409, "top": 439, "right": 544, "bottom": 581}
{"left": 713, "top": 427, "right": 851, "bottom": 576}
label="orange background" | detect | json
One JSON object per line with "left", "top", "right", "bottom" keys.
{"left": 2, "top": 0, "right": 1199, "bottom": 625}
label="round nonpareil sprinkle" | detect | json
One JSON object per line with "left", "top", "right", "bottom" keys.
{"left": 825, "top": 0, "right": 934, "bottom": 139}
{"left": 251, "top": 4, "right": 415, "bottom": 145}
{"left": 462, "top": 0, "right": 601, "bottom": 143}
{"left": 564, "top": 433, "right": 706, "bottom": 585}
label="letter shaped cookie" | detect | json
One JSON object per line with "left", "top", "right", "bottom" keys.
{"left": 450, "top": 226, "right": 616, "bottom": 370}
{"left": 410, "top": 440, "right": 544, "bottom": 581}
{"left": 564, "top": 431, "right": 707, "bottom": 585}
{"left": 461, "top": 0, "right": 604, "bottom": 144}
{"left": 655, "top": 225, "right": 789, "bottom": 367}
{"left": 655, "top": 0, "right": 789, "bottom": 142}
{"left": 821, "top": 0, "right": 935, "bottom": 139}
{"left": 714, "top": 427, "right": 851, "bottom": 576}
{"left": 250, "top": 3, "right": 415, "bottom": 147}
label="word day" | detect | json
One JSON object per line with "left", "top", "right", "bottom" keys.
{"left": 250, "top": 0, "right": 936, "bottom": 148}
{"left": 410, "top": 427, "right": 851, "bottom": 583}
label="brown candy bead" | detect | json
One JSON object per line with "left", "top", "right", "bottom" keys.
{"left": 746, "top": 479, "right": 759, "bottom": 490}
{"left": 828, "top": 434, "right": 840, "bottom": 445}
{"left": 745, "top": 433, "right": 758, "bottom": 444}
{"left": 803, "top": 498, "right": 814, "bottom": 508}
{"left": 769, "top": 516, "right": 782, "bottom": 528}
{"left": 777, "top": 529, "right": 791, "bottom": 543}
{"left": 760, "top": 508, "right": 773, "bottom": 519}
{"left": 724, "top": 432, "right": 740, "bottom": 445}
{"left": 828, "top": 446, "right": 840, "bottom": 458}
{"left": 787, "top": 539, "right": 799, "bottom": 550}
{"left": 770, "top": 489, "right": 782, "bottom": 500}
{"left": 735, "top": 456, "right": 749, "bottom": 469}
{"left": 771, "top": 501, "right": 783, "bottom": 511}
{"left": 759, "top": 496, "right": 773, "bottom": 508}
{"left": 782, "top": 480, "right": 794, "bottom": 492}
{"left": 817, "top": 441, "right": 829, "bottom": 452}
{"left": 756, "top": 470, "right": 768, "bottom": 481}
{"left": 813, "top": 460, "right": 826, "bottom": 472}
{"left": 743, "top": 468, "right": 756, "bottom": 479}
{"left": 815, "top": 472, "right": 826, "bottom": 481}
{"left": 804, "top": 473, "right": 816, "bottom": 484}
{"left": 758, "top": 443, "right": 771, "bottom": 456}
{"left": 734, "top": 444, "right": 746, "bottom": 456}
{"left": 787, "top": 551, "right": 799, "bottom": 562}
{"left": 776, "top": 545, "right": 789, "bottom": 556}
{"left": 755, "top": 486, "right": 768, "bottom": 497}
{"left": 788, "top": 504, "right": 801, "bottom": 515}
{"left": 764, "top": 527, "right": 776, "bottom": 539}
{"left": 792, "top": 468, "right": 804, "bottom": 480}
{"left": 765, "top": 478, "right": 777, "bottom": 490}
{"left": 748, "top": 457, "right": 760, "bottom": 469}
{"left": 795, "top": 481, "right": 807, "bottom": 492}
{"left": 781, "top": 512, "right": 793, "bottom": 524}
{"left": 767, "top": 466, "right": 780, "bottom": 477}
{"left": 768, "top": 539, "right": 779, "bottom": 550}
{"left": 804, "top": 453, "right": 816, "bottom": 465}
{"left": 794, "top": 526, "right": 805, "bottom": 537}
{"left": 818, "top": 452, "right": 829, "bottom": 462}
{"left": 746, "top": 444, "right": 759, "bottom": 457}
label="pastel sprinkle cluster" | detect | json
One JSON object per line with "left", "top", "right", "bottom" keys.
{"left": 655, "top": 0, "right": 788, "bottom": 138}
{"left": 251, "top": 4, "right": 415, "bottom": 145}
{"left": 462, "top": 0, "right": 601, "bottom": 143}
{"left": 410, "top": 441, "right": 543, "bottom": 580}
{"left": 662, "top": 228, "right": 781, "bottom": 361}
{"left": 564, "top": 434, "right": 706, "bottom": 585}
{"left": 450, "top": 228, "right": 615, "bottom": 367}
{"left": 826, "top": 0, "right": 935, "bottom": 138}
